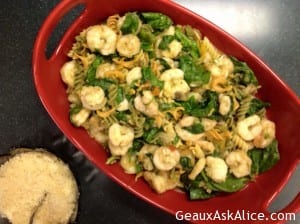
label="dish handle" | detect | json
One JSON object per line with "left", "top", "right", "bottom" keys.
{"left": 262, "top": 164, "right": 300, "bottom": 221}
{"left": 279, "top": 192, "right": 300, "bottom": 215}
{"left": 33, "top": 0, "right": 87, "bottom": 66}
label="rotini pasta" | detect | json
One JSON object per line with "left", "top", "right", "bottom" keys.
{"left": 61, "top": 11, "right": 279, "bottom": 200}
{"left": 106, "top": 14, "right": 121, "bottom": 33}
{"left": 237, "top": 95, "right": 253, "bottom": 121}
{"left": 231, "top": 133, "right": 251, "bottom": 151}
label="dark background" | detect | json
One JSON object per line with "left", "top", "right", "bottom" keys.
{"left": 0, "top": 0, "right": 299, "bottom": 223}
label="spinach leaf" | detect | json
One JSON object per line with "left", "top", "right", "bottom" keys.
{"left": 180, "top": 96, "right": 198, "bottom": 114}
{"left": 189, "top": 187, "right": 215, "bottom": 200}
{"left": 85, "top": 56, "right": 116, "bottom": 91}
{"left": 179, "top": 55, "right": 210, "bottom": 85}
{"left": 142, "top": 128, "right": 161, "bottom": 144}
{"left": 180, "top": 156, "right": 193, "bottom": 170}
{"left": 158, "top": 58, "right": 171, "bottom": 71}
{"left": 128, "top": 140, "right": 144, "bottom": 154}
{"left": 158, "top": 35, "right": 175, "bottom": 50}
{"left": 115, "top": 111, "right": 128, "bottom": 121}
{"left": 201, "top": 172, "right": 248, "bottom": 193}
{"left": 184, "top": 123, "right": 204, "bottom": 134}
{"left": 69, "top": 105, "right": 82, "bottom": 116}
{"left": 246, "top": 98, "right": 270, "bottom": 117}
{"left": 135, "top": 163, "right": 143, "bottom": 173}
{"left": 258, "top": 140, "right": 280, "bottom": 173}
{"left": 138, "top": 25, "right": 155, "bottom": 56}
{"left": 209, "top": 175, "right": 249, "bottom": 193}
{"left": 138, "top": 25, "right": 155, "bottom": 43}
{"left": 115, "top": 86, "right": 124, "bottom": 104}
{"left": 230, "top": 56, "right": 258, "bottom": 86}
{"left": 86, "top": 56, "right": 103, "bottom": 84}
{"left": 175, "top": 28, "right": 199, "bottom": 58}
{"left": 180, "top": 172, "right": 215, "bottom": 200}
{"left": 144, "top": 118, "right": 155, "bottom": 130}
{"left": 180, "top": 172, "right": 193, "bottom": 190}
{"left": 141, "top": 12, "right": 173, "bottom": 31}
{"left": 69, "top": 105, "right": 85, "bottom": 126}
{"left": 179, "top": 91, "right": 218, "bottom": 118}
{"left": 141, "top": 67, "right": 164, "bottom": 89}
{"left": 172, "top": 135, "right": 180, "bottom": 145}
{"left": 192, "top": 91, "right": 219, "bottom": 117}
{"left": 248, "top": 140, "right": 280, "bottom": 174}
{"left": 248, "top": 149, "right": 261, "bottom": 175}
{"left": 89, "top": 78, "right": 116, "bottom": 92}
{"left": 141, "top": 42, "right": 153, "bottom": 53}
{"left": 159, "top": 102, "right": 176, "bottom": 111}
{"left": 121, "top": 12, "right": 140, "bottom": 34}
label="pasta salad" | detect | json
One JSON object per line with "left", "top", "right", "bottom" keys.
{"left": 60, "top": 12, "right": 279, "bottom": 199}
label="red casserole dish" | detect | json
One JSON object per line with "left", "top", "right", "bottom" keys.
{"left": 32, "top": 0, "right": 300, "bottom": 223}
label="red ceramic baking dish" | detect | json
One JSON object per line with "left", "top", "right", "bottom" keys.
{"left": 32, "top": 0, "right": 300, "bottom": 223}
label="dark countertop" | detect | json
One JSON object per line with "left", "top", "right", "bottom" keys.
{"left": 0, "top": 0, "right": 299, "bottom": 223}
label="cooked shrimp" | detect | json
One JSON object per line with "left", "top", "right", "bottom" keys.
{"left": 218, "top": 94, "right": 231, "bottom": 115}
{"left": 96, "top": 63, "right": 116, "bottom": 79}
{"left": 108, "top": 123, "right": 134, "bottom": 148}
{"left": 187, "top": 92, "right": 202, "bottom": 102}
{"left": 143, "top": 171, "right": 177, "bottom": 194}
{"left": 86, "top": 25, "right": 117, "bottom": 55}
{"left": 225, "top": 150, "right": 251, "bottom": 178}
{"left": 70, "top": 108, "right": 90, "bottom": 127}
{"left": 208, "top": 55, "right": 234, "bottom": 78}
{"left": 175, "top": 116, "right": 204, "bottom": 142}
{"left": 153, "top": 146, "right": 180, "bottom": 171}
{"left": 178, "top": 116, "right": 196, "bottom": 127}
{"left": 161, "top": 57, "right": 177, "bottom": 69}
{"left": 126, "top": 66, "right": 142, "bottom": 84}
{"left": 60, "top": 60, "right": 78, "bottom": 87}
{"left": 197, "top": 140, "right": 215, "bottom": 154}
{"left": 205, "top": 156, "right": 228, "bottom": 183}
{"left": 156, "top": 26, "right": 182, "bottom": 58}
{"left": 237, "top": 115, "right": 262, "bottom": 141}
{"left": 134, "top": 91, "right": 159, "bottom": 117}
{"left": 201, "top": 118, "right": 217, "bottom": 131}
{"left": 116, "top": 34, "right": 141, "bottom": 58}
{"left": 108, "top": 142, "right": 132, "bottom": 157}
{"left": 86, "top": 116, "right": 108, "bottom": 144}
{"left": 162, "top": 25, "right": 175, "bottom": 36}
{"left": 138, "top": 144, "right": 158, "bottom": 171}
{"left": 176, "top": 116, "right": 204, "bottom": 141}
{"left": 117, "top": 98, "right": 129, "bottom": 111}
{"left": 160, "top": 68, "right": 190, "bottom": 99}
{"left": 160, "top": 40, "right": 182, "bottom": 59}
{"left": 175, "top": 124, "right": 202, "bottom": 142}
{"left": 253, "top": 119, "right": 276, "bottom": 148}
{"left": 156, "top": 122, "right": 176, "bottom": 145}
{"left": 80, "top": 86, "right": 107, "bottom": 110}
{"left": 120, "top": 153, "right": 138, "bottom": 174}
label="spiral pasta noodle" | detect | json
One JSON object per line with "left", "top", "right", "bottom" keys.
{"left": 200, "top": 37, "right": 221, "bottom": 61}
{"left": 102, "top": 113, "right": 118, "bottom": 128}
{"left": 106, "top": 14, "right": 120, "bottom": 33}
{"left": 107, "top": 84, "right": 119, "bottom": 107}
{"left": 237, "top": 96, "right": 253, "bottom": 121}
{"left": 232, "top": 133, "right": 250, "bottom": 151}
{"left": 73, "top": 69, "right": 86, "bottom": 91}
{"left": 205, "top": 128, "right": 224, "bottom": 141}
{"left": 128, "top": 103, "right": 145, "bottom": 137}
